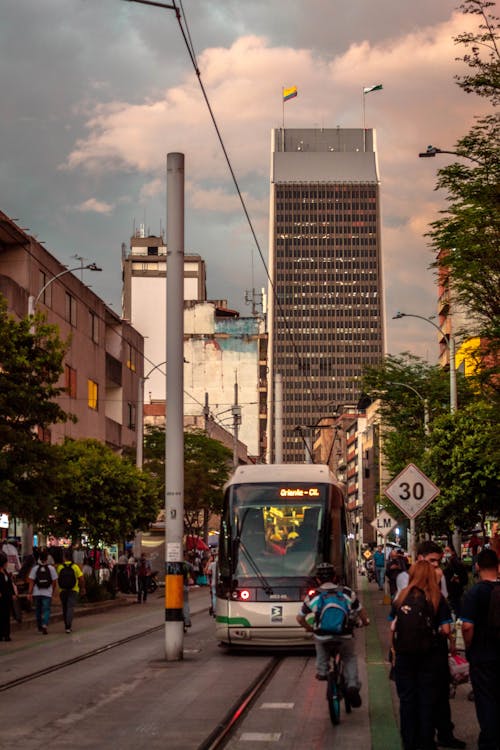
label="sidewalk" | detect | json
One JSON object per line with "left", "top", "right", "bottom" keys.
{"left": 362, "top": 575, "right": 478, "bottom": 749}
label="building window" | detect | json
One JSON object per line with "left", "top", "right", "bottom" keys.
{"left": 65, "top": 292, "right": 77, "bottom": 326}
{"left": 127, "top": 403, "right": 136, "bottom": 430}
{"left": 38, "top": 270, "right": 51, "bottom": 307}
{"left": 126, "top": 343, "right": 136, "bottom": 372}
{"left": 89, "top": 311, "right": 98, "bottom": 343}
{"left": 65, "top": 364, "right": 77, "bottom": 399}
{"left": 87, "top": 379, "right": 98, "bottom": 410}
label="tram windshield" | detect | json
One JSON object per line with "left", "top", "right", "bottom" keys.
{"left": 226, "top": 482, "right": 329, "bottom": 580}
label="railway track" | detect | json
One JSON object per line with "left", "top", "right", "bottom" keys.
{"left": 1, "top": 614, "right": 285, "bottom": 750}
{"left": 197, "top": 656, "right": 282, "bottom": 750}
{"left": 0, "top": 624, "right": 163, "bottom": 692}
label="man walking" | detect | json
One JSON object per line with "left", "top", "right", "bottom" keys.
{"left": 136, "top": 553, "right": 151, "bottom": 604}
{"left": 373, "top": 545, "right": 386, "bottom": 591}
{"left": 461, "top": 549, "right": 500, "bottom": 750}
{"left": 57, "top": 549, "right": 85, "bottom": 633}
{"left": 28, "top": 548, "right": 57, "bottom": 634}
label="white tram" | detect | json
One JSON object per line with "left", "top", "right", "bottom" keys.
{"left": 215, "top": 463, "right": 354, "bottom": 647}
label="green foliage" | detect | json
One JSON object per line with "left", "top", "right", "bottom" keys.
{"left": 427, "top": 0, "right": 500, "bottom": 393}
{"left": 0, "top": 296, "right": 71, "bottom": 520}
{"left": 361, "top": 355, "right": 477, "bottom": 525}
{"left": 420, "top": 401, "right": 499, "bottom": 532}
{"left": 362, "top": 354, "right": 472, "bottom": 472}
{"left": 43, "top": 438, "right": 161, "bottom": 546}
{"left": 142, "top": 426, "right": 232, "bottom": 533}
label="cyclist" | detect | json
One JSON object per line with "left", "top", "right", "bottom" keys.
{"left": 297, "top": 562, "right": 369, "bottom": 708}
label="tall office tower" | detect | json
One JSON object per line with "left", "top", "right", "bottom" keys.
{"left": 267, "top": 128, "right": 385, "bottom": 463}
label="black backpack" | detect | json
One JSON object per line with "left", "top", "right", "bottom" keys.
{"left": 487, "top": 580, "right": 500, "bottom": 640}
{"left": 35, "top": 564, "right": 52, "bottom": 589}
{"left": 58, "top": 563, "right": 77, "bottom": 590}
{"left": 393, "top": 589, "right": 436, "bottom": 654}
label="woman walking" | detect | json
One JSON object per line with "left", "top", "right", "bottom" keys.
{"left": 390, "top": 559, "right": 453, "bottom": 750}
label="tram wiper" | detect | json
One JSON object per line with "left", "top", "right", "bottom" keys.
{"left": 238, "top": 539, "right": 274, "bottom": 596}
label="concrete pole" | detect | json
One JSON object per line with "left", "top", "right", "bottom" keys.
{"left": 232, "top": 378, "right": 241, "bottom": 469}
{"left": 274, "top": 373, "right": 283, "bottom": 464}
{"left": 165, "top": 153, "right": 185, "bottom": 661}
{"left": 449, "top": 334, "right": 457, "bottom": 414}
{"left": 136, "top": 377, "right": 145, "bottom": 470}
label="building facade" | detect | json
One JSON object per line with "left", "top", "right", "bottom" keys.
{"left": 0, "top": 209, "right": 144, "bottom": 452}
{"left": 122, "top": 230, "right": 207, "bottom": 401}
{"left": 267, "top": 128, "right": 385, "bottom": 462}
{"left": 123, "top": 232, "right": 267, "bottom": 462}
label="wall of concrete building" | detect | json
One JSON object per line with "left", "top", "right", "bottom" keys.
{"left": 0, "top": 210, "right": 143, "bottom": 452}
{"left": 184, "top": 302, "right": 263, "bottom": 458}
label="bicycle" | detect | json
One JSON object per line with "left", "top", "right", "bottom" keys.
{"left": 325, "top": 638, "right": 352, "bottom": 725}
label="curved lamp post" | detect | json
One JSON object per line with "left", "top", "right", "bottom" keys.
{"left": 391, "top": 382, "right": 430, "bottom": 437}
{"left": 418, "top": 145, "right": 484, "bottom": 166}
{"left": 136, "top": 361, "right": 167, "bottom": 469}
{"left": 28, "top": 262, "right": 102, "bottom": 315}
{"left": 393, "top": 312, "right": 457, "bottom": 413}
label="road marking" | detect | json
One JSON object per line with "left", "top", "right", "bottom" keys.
{"left": 260, "top": 702, "right": 294, "bottom": 709}
{"left": 240, "top": 733, "right": 282, "bottom": 742}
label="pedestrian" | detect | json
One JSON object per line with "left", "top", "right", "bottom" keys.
{"left": 443, "top": 546, "right": 469, "bottom": 617}
{"left": 386, "top": 549, "right": 408, "bottom": 598}
{"left": 396, "top": 540, "right": 465, "bottom": 749}
{"left": 297, "top": 562, "right": 369, "bottom": 708}
{"left": 182, "top": 555, "right": 194, "bottom": 629}
{"left": 391, "top": 559, "right": 453, "bottom": 750}
{"left": 57, "top": 549, "right": 85, "bottom": 634}
{"left": 136, "top": 553, "right": 151, "bottom": 603}
{"left": 27, "top": 548, "right": 58, "bottom": 635}
{"left": 0, "top": 551, "right": 17, "bottom": 641}
{"left": 461, "top": 548, "right": 500, "bottom": 750}
{"left": 373, "top": 544, "right": 386, "bottom": 590}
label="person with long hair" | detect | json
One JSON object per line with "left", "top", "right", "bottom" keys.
{"left": 390, "top": 559, "right": 453, "bottom": 750}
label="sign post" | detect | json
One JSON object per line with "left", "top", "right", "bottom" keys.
{"left": 384, "top": 463, "right": 440, "bottom": 563}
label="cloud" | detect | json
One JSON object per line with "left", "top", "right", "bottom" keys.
{"left": 75, "top": 198, "right": 114, "bottom": 215}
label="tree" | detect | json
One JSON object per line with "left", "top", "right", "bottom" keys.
{"left": 427, "top": 0, "right": 500, "bottom": 393}
{"left": 0, "top": 296, "right": 71, "bottom": 521}
{"left": 43, "top": 439, "right": 161, "bottom": 547}
{"left": 142, "top": 426, "right": 232, "bottom": 537}
{"left": 361, "top": 354, "right": 473, "bottom": 476}
{"left": 421, "top": 401, "right": 499, "bottom": 535}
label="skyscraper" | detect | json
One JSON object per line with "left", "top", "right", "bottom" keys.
{"left": 267, "top": 128, "right": 385, "bottom": 463}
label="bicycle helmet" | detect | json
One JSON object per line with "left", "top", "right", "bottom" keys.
{"left": 315, "top": 562, "right": 336, "bottom": 582}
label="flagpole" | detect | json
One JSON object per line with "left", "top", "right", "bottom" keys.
{"left": 282, "top": 87, "right": 285, "bottom": 130}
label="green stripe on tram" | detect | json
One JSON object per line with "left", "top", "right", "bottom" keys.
{"left": 216, "top": 615, "right": 252, "bottom": 627}
{"left": 362, "top": 578, "right": 403, "bottom": 750}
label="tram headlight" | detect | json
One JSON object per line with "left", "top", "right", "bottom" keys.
{"left": 240, "top": 589, "right": 250, "bottom": 601}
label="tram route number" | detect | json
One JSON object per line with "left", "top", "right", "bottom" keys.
{"left": 384, "top": 463, "right": 440, "bottom": 520}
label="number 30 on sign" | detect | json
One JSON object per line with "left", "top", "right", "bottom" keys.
{"left": 384, "top": 463, "right": 440, "bottom": 520}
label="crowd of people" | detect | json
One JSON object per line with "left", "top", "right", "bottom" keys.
{"left": 378, "top": 537, "right": 500, "bottom": 750}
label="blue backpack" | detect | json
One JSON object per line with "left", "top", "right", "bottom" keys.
{"left": 315, "top": 589, "right": 350, "bottom": 635}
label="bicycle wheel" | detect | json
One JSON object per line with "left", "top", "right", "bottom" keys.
{"left": 327, "top": 673, "right": 341, "bottom": 725}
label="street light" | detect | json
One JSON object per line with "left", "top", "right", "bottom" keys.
{"left": 391, "top": 382, "right": 430, "bottom": 437}
{"left": 29, "top": 262, "right": 102, "bottom": 315}
{"left": 393, "top": 311, "right": 457, "bottom": 413}
{"left": 418, "top": 145, "right": 483, "bottom": 166}
{"left": 136, "top": 361, "right": 167, "bottom": 469}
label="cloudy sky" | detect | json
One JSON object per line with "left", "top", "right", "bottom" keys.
{"left": 0, "top": 0, "right": 485, "bottom": 359}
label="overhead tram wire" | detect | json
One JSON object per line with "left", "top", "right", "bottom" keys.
{"left": 123, "top": 0, "right": 325, "bottom": 406}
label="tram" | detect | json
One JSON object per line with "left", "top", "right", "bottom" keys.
{"left": 215, "top": 463, "right": 355, "bottom": 647}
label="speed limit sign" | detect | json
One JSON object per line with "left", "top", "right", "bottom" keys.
{"left": 384, "top": 463, "right": 440, "bottom": 519}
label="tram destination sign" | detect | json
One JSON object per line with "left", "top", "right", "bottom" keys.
{"left": 384, "top": 463, "right": 440, "bottom": 520}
